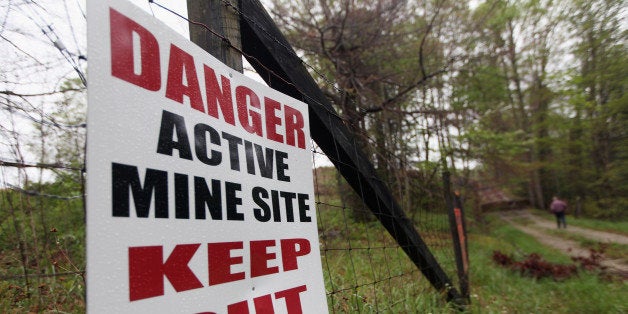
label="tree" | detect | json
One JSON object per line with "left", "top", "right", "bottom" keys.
{"left": 0, "top": 1, "right": 87, "bottom": 309}
{"left": 564, "top": 0, "right": 627, "bottom": 216}
{"left": 272, "top": 0, "right": 473, "bottom": 219}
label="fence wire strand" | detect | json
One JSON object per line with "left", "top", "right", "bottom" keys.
{"left": 0, "top": 1, "right": 463, "bottom": 312}
{"left": 150, "top": 0, "right": 461, "bottom": 310}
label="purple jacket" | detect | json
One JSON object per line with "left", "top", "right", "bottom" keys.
{"left": 550, "top": 199, "right": 567, "bottom": 213}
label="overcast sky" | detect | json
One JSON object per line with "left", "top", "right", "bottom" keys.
{"left": 0, "top": 0, "right": 327, "bottom": 187}
{"left": 0, "top": 1, "right": 194, "bottom": 186}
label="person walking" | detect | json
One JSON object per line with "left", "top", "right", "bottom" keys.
{"left": 550, "top": 196, "right": 568, "bottom": 229}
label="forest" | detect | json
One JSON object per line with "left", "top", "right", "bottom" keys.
{"left": 0, "top": 0, "right": 626, "bottom": 312}
{"left": 269, "top": 0, "right": 626, "bottom": 218}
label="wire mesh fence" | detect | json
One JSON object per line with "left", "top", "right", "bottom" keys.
{"left": 0, "top": 0, "right": 467, "bottom": 312}
{"left": 0, "top": 167, "right": 86, "bottom": 311}
{"left": 312, "top": 153, "right": 460, "bottom": 312}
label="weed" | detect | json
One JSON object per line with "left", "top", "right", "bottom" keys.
{"left": 492, "top": 251, "right": 578, "bottom": 280}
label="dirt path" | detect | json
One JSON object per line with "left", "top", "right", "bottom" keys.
{"left": 499, "top": 210, "right": 628, "bottom": 277}
{"left": 523, "top": 214, "right": 628, "bottom": 245}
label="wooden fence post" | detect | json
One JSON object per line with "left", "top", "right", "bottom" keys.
{"left": 187, "top": 0, "right": 242, "bottom": 72}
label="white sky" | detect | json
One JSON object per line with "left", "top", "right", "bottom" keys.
{"left": 0, "top": 1, "right": 185, "bottom": 186}
{"left": 0, "top": 0, "right": 332, "bottom": 187}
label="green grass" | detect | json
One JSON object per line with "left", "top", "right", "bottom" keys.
{"left": 467, "top": 221, "right": 628, "bottom": 313}
{"left": 487, "top": 220, "right": 573, "bottom": 263}
{"left": 0, "top": 187, "right": 86, "bottom": 313}
{"left": 317, "top": 203, "right": 459, "bottom": 313}
{"left": 3, "top": 173, "right": 627, "bottom": 313}
{"left": 545, "top": 229, "right": 628, "bottom": 261}
{"left": 317, "top": 208, "right": 628, "bottom": 313}
{"left": 530, "top": 209, "right": 628, "bottom": 235}
{"left": 569, "top": 217, "right": 628, "bottom": 236}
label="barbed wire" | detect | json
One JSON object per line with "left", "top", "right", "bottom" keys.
{"left": 145, "top": 1, "right": 424, "bottom": 196}
{"left": 0, "top": 88, "right": 84, "bottom": 98}
{"left": 13, "top": 0, "right": 87, "bottom": 87}
{"left": 219, "top": 0, "right": 353, "bottom": 100}
{"left": 0, "top": 270, "right": 84, "bottom": 281}
{"left": 148, "top": 0, "right": 346, "bottom": 121}
{"left": 0, "top": 2, "right": 461, "bottom": 310}
{"left": 1, "top": 102, "right": 86, "bottom": 129}
{"left": 0, "top": 159, "right": 83, "bottom": 171}
{"left": 5, "top": 184, "right": 82, "bottom": 200}
{"left": 223, "top": 0, "right": 463, "bottom": 117}
{"left": 148, "top": 0, "right": 458, "bottom": 192}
